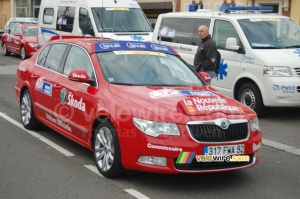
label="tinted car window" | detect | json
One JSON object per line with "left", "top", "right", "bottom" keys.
{"left": 63, "top": 45, "right": 95, "bottom": 80}
{"left": 158, "top": 17, "right": 210, "bottom": 46}
{"left": 212, "top": 20, "right": 241, "bottom": 50}
{"left": 57, "top": 6, "right": 76, "bottom": 32}
{"left": 44, "top": 44, "right": 68, "bottom": 72}
{"left": 37, "top": 44, "right": 51, "bottom": 66}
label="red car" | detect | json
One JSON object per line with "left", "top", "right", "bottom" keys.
{"left": 15, "top": 38, "right": 262, "bottom": 178}
{"left": 1, "top": 23, "right": 38, "bottom": 59}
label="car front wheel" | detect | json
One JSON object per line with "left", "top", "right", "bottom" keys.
{"left": 20, "top": 89, "right": 40, "bottom": 130}
{"left": 3, "top": 43, "right": 10, "bottom": 56}
{"left": 93, "top": 120, "right": 124, "bottom": 178}
{"left": 21, "top": 45, "right": 27, "bottom": 60}
{"left": 237, "top": 82, "right": 265, "bottom": 116}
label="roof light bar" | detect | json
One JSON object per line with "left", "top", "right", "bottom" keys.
{"left": 220, "top": 6, "right": 273, "bottom": 12}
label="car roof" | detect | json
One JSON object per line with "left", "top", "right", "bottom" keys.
{"left": 161, "top": 11, "right": 288, "bottom": 20}
{"left": 9, "top": 17, "right": 38, "bottom": 22}
{"left": 46, "top": 37, "right": 179, "bottom": 56}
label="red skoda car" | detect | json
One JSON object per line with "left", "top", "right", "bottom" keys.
{"left": 15, "top": 38, "right": 262, "bottom": 178}
{"left": 1, "top": 23, "right": 38, "bottom": 59}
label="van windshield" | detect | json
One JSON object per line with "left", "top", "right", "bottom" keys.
{"left": 239, "top": 18, "right": 300, "bottom": 49}
{"left": 91, "top": 7, "right": 152, "bottom": 32}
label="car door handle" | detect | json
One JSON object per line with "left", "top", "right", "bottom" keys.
{"left": 31, "top": 74, "right": 38, "bottom": 80}
{"left": 53, "top": 84, "right": 62, "bottom": 90}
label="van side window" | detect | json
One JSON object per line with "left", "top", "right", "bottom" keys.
{"left": 157, "top": 18, "right": 181, "bottom": 43}
{"left": 158, "top": 17, "right": 210, "bottom": 46}
{"left": 213, "top": 20, "right": 241, "bottom": 50}
{"left": 44, "top": 44, "right": 68, "bottom": 72}
{"left": 56, "top": 6, "right": 75, "bottom": 33}
{"left": 43, "top": 8, "right": 54, "bottom": 24}
{"left": 79, "top": 8, "right": 94, "bottom": 36}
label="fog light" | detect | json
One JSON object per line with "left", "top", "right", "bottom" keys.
{"left": 138, "top": 156, "right": 167, "bottom": 166}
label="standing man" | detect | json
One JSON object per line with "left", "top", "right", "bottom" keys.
{"left": 193, "top": 25, "right": 218, "bottom": 84}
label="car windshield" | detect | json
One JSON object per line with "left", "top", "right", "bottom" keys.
{"left": 97, "top": 51, "right": 204, "bottom": 86}
{"left": 23, "top": 27, "right": 38, "bottom": 36}
{"left": 239, "top": 18, "right": 300, "bottom": 49}
{"left": 91, "top": 7, "right": 152, "bottom": 32}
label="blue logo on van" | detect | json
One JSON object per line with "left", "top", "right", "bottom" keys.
{"left": 218, "top": 59, "right": 228, "bottom": 80}
{"left": 294, "top": 49, "right": 300, "bottom": 57}
{"left": 130, "top": 35, "right": 144, "bottom": 41}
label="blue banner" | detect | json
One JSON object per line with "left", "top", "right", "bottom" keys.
{"left": 94, "top": 41, "right": 177, "bottom": 55}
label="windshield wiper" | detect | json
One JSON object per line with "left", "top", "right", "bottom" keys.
{"left": 252, "top": 46, "right": 281, "bottom": 49}
{"left": 284, "top": 45, "right": 300, "bottom": 48}
{"left": 111, "top": 82, "right": 139, "bottom": 86}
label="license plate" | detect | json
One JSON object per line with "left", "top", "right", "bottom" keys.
{"left": 204, "top": 144, "right": 244, "bottom": 155}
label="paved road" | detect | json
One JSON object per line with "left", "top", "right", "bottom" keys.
{"left": 0, "top": 48, "right": 299, "bottom": 199}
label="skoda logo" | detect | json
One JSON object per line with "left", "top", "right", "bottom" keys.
{"left": 60, "top": 88, "right": 67, "bottom": 104}
{"left": 220, "top": 119, "right": 230, "bottom": 129}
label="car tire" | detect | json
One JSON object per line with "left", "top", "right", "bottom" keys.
{"left": 21, "top": 45, "right": 27, "bottom": 60}
{"left": 3, "top": 42, "right": 10, "bottom": 56}
{"left": 93, "top": 120, "right": 124, "bottom": 178}
{"left": 20, "top": 89, "right": 40, "bottom": 130}
{"left": 237, "top": 82, "right": 266, "bottom": 116}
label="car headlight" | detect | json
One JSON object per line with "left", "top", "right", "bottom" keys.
{"left": 263, "top": 66, "right": 293, "bottom": 77}
{"left": 133, "top": 117, "right": 180, "bottom": 137}
{"left": 250, "top": 117, "right": 260, "bottom": 131}
{"left": 28, "top": 43, "right": 38, "bottom": 48}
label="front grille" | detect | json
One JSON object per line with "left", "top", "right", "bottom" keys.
{"left": 295, "top": 68, "right": 300, "bottom": 77}
{"left": 187, "top": 123, "right": 248, "bottom": 142}
{"left": 174, "top": 154, "right": 254, "bottom": 171}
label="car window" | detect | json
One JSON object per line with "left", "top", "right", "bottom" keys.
{"left": 56, "top": 6, "right": 76, "bottom": 32}
{"left": 63, "top": 45, "right": 95, "bottom": 81}
{"left": 212, "top": 20, "right": 241, "bottom": 50}
{"left": 98, "top": 51, "right": 202, "bottom": 86}
{"left": 15, "top": 26, "right": 22, "bottom": 35}
{"left": 37, "top": 45, "right": 51, "bottom": 66}
{"left": 157, "top": 17, "right": 210, "bottom": 46}
{"left": 23, "top": 27, "right": 38, "bottom": 36}
{"left": 9, "top": 26, "right": 17, "bottom": 34}
{"left": 44, "top": 44, "right": 68, "bottom": 72}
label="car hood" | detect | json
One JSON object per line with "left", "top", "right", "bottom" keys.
{"left": 251, "top": 48, "right": 300, "bottom": 67}
{"left": 108, "top": 85, "right": 251, "bottom": 122}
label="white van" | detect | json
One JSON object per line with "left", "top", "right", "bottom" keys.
{"left": 152, "top": 6, "right": 300, "bottom": 116}
{"left": 38, "top": 0, "right": 153, "bottom": 47}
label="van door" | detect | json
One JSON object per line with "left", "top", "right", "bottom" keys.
{"left": 211, "top": 19, "right": 243, "bottom": 98}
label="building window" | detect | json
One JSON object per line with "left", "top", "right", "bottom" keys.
{"left": 16, "top": 0, "right": 29, "bottom": 17}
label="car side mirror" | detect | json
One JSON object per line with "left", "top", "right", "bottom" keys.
{"left": 14, "top": 32, "right": 21, "bottom": 38}
{"left": 68, "top": 69, "right": 90, "bottom": 83}
{"left": 68, "top": 69, "right": 97, "bottom": 86}
{"left": 199, "top": 71, "right": 211, "bottom": 83}
{"left": 226, "top": 37, "right": 239, "bottom": 51}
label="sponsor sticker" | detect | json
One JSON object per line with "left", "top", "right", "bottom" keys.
{"left": 35, "top": 77, "right": 52, "bottom": 96}
{"left": 273, "top": 84, "right": 296, "bottom": 94}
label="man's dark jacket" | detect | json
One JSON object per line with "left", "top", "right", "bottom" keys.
{"left": 193, "top": 34, "right": 218, "bottom": 72}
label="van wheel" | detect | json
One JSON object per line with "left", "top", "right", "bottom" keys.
{"left": 3, "top": 43, "right": 10, "bottom": 56}
{"left": 21, "top": 45, "right": 27, "bottom": 60}
{"left": 93, "top": 120, "right": 124, "bottom": 178}
{"left": 20, "top": 89, "right": 40, "bottom": 130}
{"left": 237, "top": 83, "right": 265, "bottom": 116}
